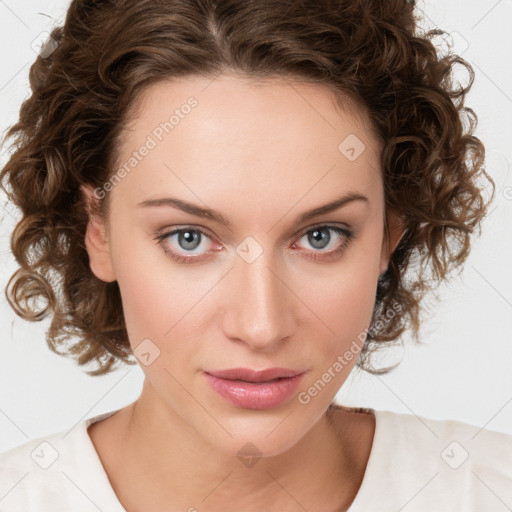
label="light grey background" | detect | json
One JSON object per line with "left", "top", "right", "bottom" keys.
{"left": 1, "top": 0, "right": 511, "bottom": 453}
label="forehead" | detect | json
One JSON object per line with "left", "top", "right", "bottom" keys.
{"left": 111, "top": 74, "right": 383, "bottom": 216}
{"left": 124, "top": 74, "right": 379, "bottom": 149}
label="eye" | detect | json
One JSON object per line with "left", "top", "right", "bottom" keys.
{"left": 153, "top": 224, "right": 355, "bottom": 264}
{"left": 292, "top": 224, "right": 355, "bottom": 261}
{"left": 154, "top": 227, "right": 218, "bottom": 263}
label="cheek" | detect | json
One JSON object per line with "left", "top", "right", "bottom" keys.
{"left": 113, "top": 245, "right": 217, "bottom": 357}
{"left": 315, "top": 234, "right": 381, "bottom": 316}
{"left": 307, "top": 272, "right": 377, "bottom": 354}
{"left": 111, "top": 242, "right": 180, "bottom": 341}
{"left": 303, "top": 238, "right": 382, "bottom": 356}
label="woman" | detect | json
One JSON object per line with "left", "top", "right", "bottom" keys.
{"left": 0, "top": 0, "right": 510, "bottom": 510}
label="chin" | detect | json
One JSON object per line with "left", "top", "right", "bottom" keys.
{"left": 199, "top": 406, "right": 315, "bottom": 459}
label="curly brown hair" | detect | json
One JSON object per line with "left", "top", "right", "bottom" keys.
{"left": 0, "top": 0, "right": 494, "bottom": 376}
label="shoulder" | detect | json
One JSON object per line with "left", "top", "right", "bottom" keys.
{"left": 0, "top": 409, "right": 125, "bottom": 511}
{"left": 375, "top": 408, "right": 512, "bottom": 465}
{"left": 368, "top": 409, "right": 512, "bottom": 510}
{"left": 0, "top": 428, "right": 80, "bottom": 511}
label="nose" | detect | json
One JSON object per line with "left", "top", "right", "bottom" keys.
{"left": 221, "top": 253, "right": 297, "bottom": 352}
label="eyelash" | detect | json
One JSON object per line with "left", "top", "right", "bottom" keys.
{"left": 153, "top": 224, "right": 355, "bottom": 264}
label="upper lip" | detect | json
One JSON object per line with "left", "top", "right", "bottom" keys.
{"left": 205, "top": 367, "right": 306, "bottom": 382}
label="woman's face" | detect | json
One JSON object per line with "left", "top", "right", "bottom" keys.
{"left": 84, "top": 74, "right": 402, "bottom": 457}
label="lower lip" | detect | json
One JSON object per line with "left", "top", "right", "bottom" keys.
{"left": 203, "top": 372, "right": 305, "bottom": 410}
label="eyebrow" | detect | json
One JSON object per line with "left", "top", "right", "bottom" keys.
{"left": 137, "top": 191, "right": 369, "bottom": 228}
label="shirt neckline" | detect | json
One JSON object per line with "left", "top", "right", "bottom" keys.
{"left": 80, "top": 404, "right": 381, "bottom": 511}
{"left": 79, "top": 408, "right": 127, "bottom": 510}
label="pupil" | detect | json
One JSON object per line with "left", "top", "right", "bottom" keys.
{"left": 180, "top": 230, "right": 200, "bottom": 250}
{"left": 309, "top": 228, "right": 330, "bottom": 249}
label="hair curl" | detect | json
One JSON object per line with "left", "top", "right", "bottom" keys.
{"left": 0, "top": 0, "right": 494, "bottom": 376}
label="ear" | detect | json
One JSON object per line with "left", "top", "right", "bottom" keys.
{"left": 81, "top": 185, "right": 117, "bottom": 283}
{"left": 379, "top": 210, "right": 404, "bottom": 276}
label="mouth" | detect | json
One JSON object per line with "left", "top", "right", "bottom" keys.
{"left": 203, "top": 367, "right": 307, "bottom": 410}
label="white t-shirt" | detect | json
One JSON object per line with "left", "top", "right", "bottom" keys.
{"left": 1, "top": 406, "right": 511, "bottom": 511}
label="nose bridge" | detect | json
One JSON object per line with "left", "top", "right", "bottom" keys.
{"left": 224, "top": 248, "right": 294, "bottom": 350}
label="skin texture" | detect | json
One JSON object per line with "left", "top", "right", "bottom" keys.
{"left": 83, "top": 74, "right": 404, "bottom": 511}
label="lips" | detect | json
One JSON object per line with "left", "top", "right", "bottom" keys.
{"left": 204, "top": 367, "right": 305, "bottom": 383}
{"left": 203, "top": 368, "right": 307, "bottom": 409}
